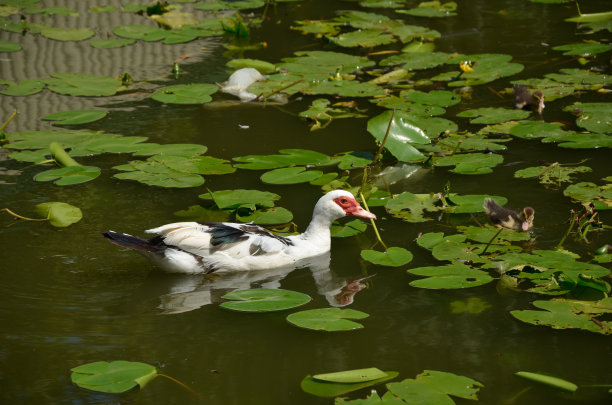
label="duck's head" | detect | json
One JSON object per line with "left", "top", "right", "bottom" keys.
{"left": 521, "top": 206, "right": 535, "bottom": 231}
{"left": 317, "top": 190, "right": 376, "bottom": 221}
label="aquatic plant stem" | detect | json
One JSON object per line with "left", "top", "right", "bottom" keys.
{"left": 49, "top": 142, "right": 80, "bottom": 167}
{"left": 359, "top": 191, "right": 387, "bottom": 251}
{"left": 372, "top": 109, "right": 395, "bottom": 165}
{"left": 0, "top": 110, "right": 17, "bottom": 132}
{"left": 256, "top": 78, "right": 304, "bottom": 101}
{"left": 158, "top": 373, "right": 198, "bottom": 396}
{"left": 481, "top": 227, "right": 503, "bottom": 255}
{"left": 0, "top": 208, "right": 47, "bottom": 222}
{"left": 556, "top": 213, "right": 576, "bottom": 249}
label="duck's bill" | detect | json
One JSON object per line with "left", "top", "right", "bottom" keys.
{"left": 351, "top": 206, "right": 376, "bottom": 219}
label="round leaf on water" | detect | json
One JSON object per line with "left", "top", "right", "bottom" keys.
{"left": 114, "top": 170, "right": 204, "bottom": 188}
{"left": 397, "top": 2, "right": 457, "bottom": 18}
{"left": 433, "top": 153, "right": 503, "bottom": 175}
{"left": 514, "top": 165, "right": 591, "bottom": 184}
{"left": 415, "top": 370, "right": 484, "bottom": 400}
{"left": 261, "top": 167, "right": 323, "bottom": 184}
{"left": 220, "top": 288, "right": 311, "bottom": 312}
{"left": 113, "top": 24, "right": 164, "bottom": 40}
{"left": 0, "top": 39, "right": 21, "bottom": 52}
{"left": 457, "top": 107, "right": 530, "bottom": 124}
{"left": 327, "top": 29, "right": 396, "bottom": 48}
{"left": 236, "top": 207, "right": 293, "bottom": 225}
{"left": 287, "top": 308, "right": 369, "bottom": 331}
{"left": 0, "top": 79, "right": 44, "bottom": 96}
{"left": 401, "top": 90, "right": 460, "bottom": 107}
{"left": 71, "top": 361, "right": 158, "bottom": 393}
{"left": 508, "top": 121, "right": 574, "bottom": 142}
{"left": 515, "top": 372, "right": 578, "bottom": 393}
{"left": 553, "top": 42, "right": 612, "bottom": 56}
{"left": 408, "top": 263, "right": 493, "bottom": 289}
{"left": 41, "top": 27, "right": 94, "bottom": 41}
{"left": 203, "top": 189, "right": 280, "bottom": 210}
{"left": 34, "top": 202, "right": 82, "bottom": 227}
{"left": 90, "top": 38, "right": 135, "bottom": 49}
{"left": 152, "top": 84, "right": 218, "bottom": 104}
{"left": 35, "top": 166, "right": 101, "bottom": 186}
{"left": 44, "top": 73, "right": 122, "bottom": 96}
{"left": 361, "top": 247, "right": 413, "bottom": 267}
{"left": 43, "top": 110, "right": 107, "bottom": 125}
{"left": 132, "top": 143, "right": 208, "bottom": 157}
{"left": 379, "top": 51, "right": 452, "bottom": 70}
{"left": 301, "top": 371, "right": 399, "bottom": 398}
{"left": 226, "top": 58, "right": 276, "bottom": 74}
{"left": 457, "top": 225, "right": 531, "bottom": 243}
{"left": 367, "top": 110, "right": 430, "bottom": 162}
{"left": 313, "top": 367, "right": 388, "bottom": 383}
{"left": 387, "top": 379, "right": 455, "bottom": 405}
{"left": 331, "top": 219, "right": 367, "bottom": 237}
{"left": 557, "top": 133, "right": 612, "bottom": 149}
{"left": 563, "top": 102, "right": 612, "bottom": 133}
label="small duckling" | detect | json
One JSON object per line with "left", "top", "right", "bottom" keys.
{"left": 513, "top": 84, "right": 545, "bottom": 114}
{"left": 483, "top": 198, "right": 534, "bottom": 231}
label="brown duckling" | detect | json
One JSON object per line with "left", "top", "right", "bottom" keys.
{"left": 513, "top": 84, "right": 545, "bottom": 114}
{"left": 483, "top": 198, "right": 534, "bottom": 231}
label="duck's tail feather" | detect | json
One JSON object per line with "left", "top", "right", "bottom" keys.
{"left": 103, "top": 231, "right": 165, "bottom": 254}
{"left": 483, "top": 198, "right": 501, "bottom": 215}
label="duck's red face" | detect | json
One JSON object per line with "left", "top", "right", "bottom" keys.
{"left": 334, "top": 196, "right": 376, "bottom": 219}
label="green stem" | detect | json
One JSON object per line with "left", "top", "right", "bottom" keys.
{"left": 0, "top": 110, "right": 18, "bottom": 132}
{"left": 556, "top": 214, "right": 576, "bottom": 249}
{"left": 157, "top": 373, "right": 198, "bottom": 396}
{"left": 372, "top": 109, "right": 395, "bottom": 165}
{"left": 359, "top": 191, "right": 387, "bottom": 251}
{"left": 1, "top": 207, "right": 47, "bottom": 222}
{"left": 256, "top": 78, "right": 304, "bottom": 102}
{"left": 49, "top": 142, "right": 80, "bottom": 167}
{"left": 481, "top": 227, "right": 503, "bottom": 256}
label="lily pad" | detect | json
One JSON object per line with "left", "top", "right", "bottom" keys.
{"left": 71, "top": 361, "right": 157, "bottom": 393}
{"left": 132, "top": 143, "right": 208, "bottom": 157}
{"left": 301, "top": 370, "right": 399, "bottom": 398}
{"left": 42, "top": 110, "right": 107, "bottom": 125}
{"left": 387, "top": 371, "right": 483, "bottom": 404}
{"left": 563, "top": 181, "right": 612, "bottom": 210}
{"left": 435, "top": 53, "right": 524, "bottom": 87}
{"left": 226, "top": 58, "right": 276, "bottom": 74}
{"left": 43, "top": 73, "right": 123, "bottom": 96}
{"left": 450, "top": 297, "right": 491, "bottom": 314}
{"left": 407, "top": 263, "right": 494, "bottom": 289}
{"left": 510, "top": 298, "right": 612, "bottom": 335}
{"left": 234, "top": 149, "right": 333, "bottom": 170}
{"left": 0, "top": 79, "right": 44, "bottom": 96}
{"left": 457, "top": 107, "right": 531, "bottom": 124}
{"left": 204, "top": 189, "right": 280, "bottom": 211}
{"left": 0, "top": 39, "right": 21, "bottom": 52}
{"left": 457, "top": 225, "right": 531, "bottom": 243}
{"left": 563, "top": 102, "right": 612, "bottom": 133}
{"left": 514, "top": 165, "right": 591, "bottom": 185}
{"left": 553, "top": 42, "right": 612, "bottom": 56}
{"left": 151, "top": 83, "right": 218, "bottom": 104}
{"left": 360, "top": 247, "right": 413, "bottom": 267}
{"left": 327, "top": 29, "right": 396, "bottom": 48}
{"left": 385, "top": 192, "right": 441, "bottom": 222}
{"left": 261, "top": 167, "right": 323, "bottom": 184}
{"left": 515, "top": 372, "right": 578, "bottom": 393}
{"left": 314, "top": 368, "right": 388, "bottom": 383}
{"left": 379, "top": 51, "right": 452, "bottom": 70}
{"left": 287, "top": 308, "right": 369, "bottom": 331}
{"left": 509, "top": 121, "right": 575, "bottom": 142}
{"left": 35, "top": 166, "right": 101, "bottom": 186}
{"left": 34, "top": 202, "right": 82, "bottom": 227}
{"left": 331, "top": 219, "right": 367, "bottom": 237}
{"left": 367, "top": 110, "right": 430, "bottom": 162}
{"left": 557, "top": 133, "right": 612, "bottom": 149}
{"left": 220, "top": 288, "right": 311, "bottom": 312}
{"left": 236, "top": 207, "right": 293, "bottom": 225}
{"left": 433, "top": 153, "right": 504, "bottom": 175}
{"left": 90, "top": 38, "right": 136, "bottom": 49}
{"left": 396, "top": 1, "right": 457, "bottom": 17}
{"left": 41, "top": 27, "right": 93, "bottom": 41}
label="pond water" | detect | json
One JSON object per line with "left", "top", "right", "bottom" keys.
{"left": 0, "top": 0, "right": 611, "bottom": 404}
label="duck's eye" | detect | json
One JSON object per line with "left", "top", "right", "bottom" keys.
{"left": 340, "top": 198, "right": 348, "bottom": 204}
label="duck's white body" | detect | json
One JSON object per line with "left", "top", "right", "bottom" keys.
{"left": 104, "top": 190, "right": 375, "bottom": 274}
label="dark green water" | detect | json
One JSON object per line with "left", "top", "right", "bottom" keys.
{"left": 0, "top": 0, "right": 611, "bottom": 404}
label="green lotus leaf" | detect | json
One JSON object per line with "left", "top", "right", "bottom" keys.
{"left": 361, "top": 247, "right": 413, "bottom": 267}
{"left": 42, "top": 109, "right": 107, "bottom": 125}
{"left": 34, "top": 201, "right": 82, "bottom": 227}
{"left": 35, "top": 166, "right": 101, "bottom": 186}
{"left": 261, "top": 167, "right": 324, "bottom": 184}
{"left": 414, "top": 370, "right": 484, "bottom": 400}
{"left": 433, "top": 153, "right": 504, "bottom": 174}
{"left": 0, "top": 79, "right": 44, "bottom": 96}
{"left": 408, "top": 263, "right": 493, "bottom": 289}
{"left": 220, "top": 288, "right": 311, "bottom": 312}
{"left": 553, "top": 42, "right": 612, "bottom": 56}
{"left": 174, "top": 204, "right": 233, "bottom": 223}
{"left": 151, "top": 83, "right": 218, "bottom": 104}
{"left": 386, "top": 379, "right": 454, "bottom": 404}
{"left": 557, "top": 133, "right": 612, "bottom": 149}
{"left": 90, "top": 38, "right": 135, "bottom": 49}
{"left": 40, "top": 27, "right": 93, "bottom": 41}
{"left": 194, "top": 0, "right": 265, "bottom": 10}
{"left": 450, "top": 297, "right": 492, "bottom": 314}
{"left": 563, "top": 181, "right": 612, "bottom": 210}
{"left": 515, "top": 372, "right": 578, "bottom": 392}
{"left": 509, "top": 121, "right": 575, "bottom": 142}
{"left": 149, "top": 155, "right": 235, "bottom": 175}
{"left": 236, "top": 207, "right": 293, "bottom": 225}
{"left": 279, "top": 50, "right": 375, "bottom": 76}
{"left": 367, "top": 110, "right": 430, "bottom": 162}
{"left": 360, "top": 0, "right": 406, "bottom": 8}
{"left": 373, "top": 97, "right": 446, "bottom": 116}
{"left": 563, "top": 102, "right": 612, "bottom": 133}
{"left": 416, "top": 232, "right": 446, "bottom": 249}
{"left": 287, "top": 308, "right": 369, "bottom": 331}
{"left": 514, "top": 165, "right": 591, "bottom": 184}
{"left": 291, "top": 20, "right": 341, "bottom": 37}
{"left": 301, "top": 371, "right": 399, "bottom": 398}
{"left": 396, "top": 1, "right": 457, "bottom": 17}
{"left": 385, "top": 192, "right": 441, "bottom": 222}
{"left": 331, "top": 219, "right": 367, "bottom": 237}
{"left": 334, "top": 10, "right": 393, "bottom": 29}
{"left": 113, "top": 159, "right": 205, "bottom": 188}
{"left": 303, "top": 79, "right": 385, "bottom": 98}
{"left": 401, "top": 90, "right": 461, "bottom": 107}
{"left": 226, "top": 58, "right": 276, "bottom": 74}
{"left": 327, "top": 29, "right": 396, "bottom": 48}
{"left": 457, "top": 107, "right": 531, "bottom": 124}
{"left": 457, "top": 225, "right": 531, "bottom": 243}
{"left": 314, "top": 367, "right": 388, "bottom": 383}
{"left": 300, "top": 98, "right": 367, "bottom": 130}
{"left": 379, "top": 51, "right": 452, "bottom": 70}
{"left": 419, "top": 133, "right": 508, "bottom": 154}
{"left": 203, "top": 189, "right": 280, "bottom": 210}
{"left": 435, "top": 53, "right": 524, "bottom": 87}
{"left": 25, "top": 6, "right": 77, "bottom": 17}
{"left": 510, "top": 298, "right": 612, "bottom": 335}
{"left": 0, "top": 39, "right": 21, "bottom": 52}
{"left": 132, "top": 143, "right": 208, "bottom": 157}
{"left": 43, "top": 73, "right": 123, "bottom": 96}
{"left": 545, "top": 68, "right": 612, "bottom": 86}
{"left": 71, "top": 361, "right": 158, "bottom": 393}
{"left": 113, "top": 24, "right": 165, "bottom": 40}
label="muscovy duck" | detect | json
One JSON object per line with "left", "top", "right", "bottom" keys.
{"left": 483, "top": 198, "right": 534, "bottom": 231}
{"left": 103, "top": 190, "right": 375, "bottom": 274}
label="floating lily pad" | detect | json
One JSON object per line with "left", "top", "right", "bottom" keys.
{"left": 90, "top": 38, "right": 136, "bottom": 49}
{"left": 509, "top": 121, "right": 575, "bottom": 142}
{"left": 563, "top": 102, "right": 612, "bottom": 133}
{"left": 408, "top": 263, "right": 494, "bottom": 289}
{"left": 43, "top": 73, "right": 123, "bottom": 96}
{"left": 71, "top": 361, "right": 157, "bottom": 393}
{"left": 25, "top": 6, "right": 77, "bottom": 17}
{"left": 301, "top": 370, "right": 399, "bottom": 398}
{"left": 261, "top": 167, "right": 324, "bottom": 184}
{"left": 204, "top": 189, "right": 280, "bottom": 210}
{"left": 287, "top": 308, "right": 369, "bottom": 331}
{"left": 327, "top": 29, "right": 396, "bottom": 48}
{"left": 433, "top": 153, "right": 503, "bottom": 174}
{"left": 0, "top": 79, "right": 44, "bottom": 96}
{"left": 401, "top": 89, "right": 461, "bottom": 107}
{"left": 553, "top": 42, "right": 612, "bottom": 56}
{"left": 457, "top": 107, "right": 531, "bottom": 124}
{"left": 132, "top": 143, "right": 208, "bottom": 157}
{"left": 314, "top": 368, "right": 388, "bottom": 383}
{"left": 220, "top": 288, "right": 311, "bottom": 312}
{"left": 514, "top": 165, "right": 591, "bottom": 185}
{"left": 434, "top": 53, "right": 524, "bottom": 87}
{"left": 113, "top": 24, "right": 165, "bottom": 40}
{"left": 35, "top": 166, "right": 101, "bottom": 186}
{"left": 0, "top": 39, "right": 21, "bottom": 52}
{"left": 236, "top": 207, "right": 293, "bottom": 225}
{"left": 379, "top": 51, "right": 452, "bottom": 70}
{"left": 278, "top": 50, "right": 375, "bottom": 76}
{"left": 42, "top": 110, "right": 107, "bottom": 125}
{"left": 396, "top": 1, "right": 457, "bottom": 17}
{"left": 114, "top": 169, "right": 204, "bottom": 188}
{"left": 563, "top": 181, "right": 612, "bottom": 210}
{"left": 300, "top": 98, "right": 367, "bottom": 130}
{"left": 387, "top": 371, "right": 484, "bottom": 404}
{"left": 510, "top": 298, "right": 612, "bottom": 335}
{"left": 360, "top": 247, "right": 413, "bottom": 267}
{"left": 331, "top": 219, "right": 367, "bottom": 237}
{"left": 515, "top": 372, "right": 578, "bottom": 393}
{"left": 34, "top": 202, "right": 82, "bottom": 227}
{"left": 40, "top": 27, "right": 93, "bottom": 41}
{"left": 367, "top": 110, "right": 430, "bottom": 162}
{"left": 557, "top": 133, "right": 612, "bottom": 149}
{"left": 304, "top": 79, "right": 385, "bottom": 98}
{"left": 153, "top": 155, "right": 235, "bottom": 175}
{"left": 234, "top": 149, "right": 333, "bottom": 170}
{"left": 385, "top": 192, "right": 440, "bottom": 222}
{"left": 226, "top": 58, "right": 276, "bottom": 74}
{"left": 545, "top": 68, "right": 612, "bottom": 86}
{"left": 151, "top": 83, "right": 218, "bottom": 104}
{"left": 291, "top": 20, "right": 341, "bottom": 37}
{"left": 457, "top": 225, "right": 531, "bottom": 243}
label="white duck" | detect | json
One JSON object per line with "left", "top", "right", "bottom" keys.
{"left": 103, "top": 190, "right": 375, "bottom": 274}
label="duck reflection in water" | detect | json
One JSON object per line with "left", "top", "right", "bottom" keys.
{"left": 156, "top": 251, "right": 372, "bottom": 314}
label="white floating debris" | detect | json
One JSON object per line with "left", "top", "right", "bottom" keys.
{"left": 220, "top": 68, "right": 265, "bottom": 102}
